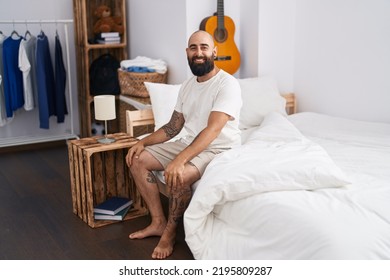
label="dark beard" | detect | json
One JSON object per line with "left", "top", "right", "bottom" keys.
{"left": 188, "top": 56, "right": 215, "bottom": 76}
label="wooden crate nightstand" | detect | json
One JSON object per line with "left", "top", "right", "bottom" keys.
{"left": 67, "top": 132, "right": 148, "bottom": 228}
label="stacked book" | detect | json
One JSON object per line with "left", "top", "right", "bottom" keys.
{"left": 95, "top": 32, "right": 121, "bottom": 44}
{"left": 94, "top": 196, "right": 133, "bottom": 221}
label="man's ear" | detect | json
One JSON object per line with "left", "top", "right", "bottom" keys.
{"left": 213, "top": 46, "right": 218, "bottom": 58}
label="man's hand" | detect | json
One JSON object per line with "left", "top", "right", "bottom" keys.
{"left": 126, "top": 141, "right": 145, "bottom": 167}
{"left": 164, "top": 159, "right": 186, "bottom": 189}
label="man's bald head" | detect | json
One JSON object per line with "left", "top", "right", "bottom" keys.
{"left": 187, "top": 30, "right": 215, "bottom": 49}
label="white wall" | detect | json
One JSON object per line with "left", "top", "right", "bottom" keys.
{"left": 245, "top": 0, "right": 390, "bottom": 122}
{"left": 293, "top": 0, "right": 390, "bottom": 122}
{"left": 127, "top": 0, "right": 188, "bottom": 84}
{"left": 240, "top": 0, "right": 259, "bottom": 78}
{"left": 257, "top": 0, "right": 296, "bottom": 92}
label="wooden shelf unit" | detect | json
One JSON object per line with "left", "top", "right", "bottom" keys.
{"left": 73, "top": 0, "right": 128, "bottom": 137}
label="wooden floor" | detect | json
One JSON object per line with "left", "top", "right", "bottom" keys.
{"left": 0, "top": 142, "right": 194, "bottom": 260}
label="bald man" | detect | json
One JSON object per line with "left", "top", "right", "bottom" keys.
{"left": 126, "top": 30, "right": 242, "bottom": 259}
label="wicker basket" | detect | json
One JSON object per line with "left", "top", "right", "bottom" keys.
{"left": 118, "top": 69, "right": 168, "bottom": 97}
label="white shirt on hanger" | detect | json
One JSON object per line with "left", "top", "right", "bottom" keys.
{"left": 19, "top": 36, "right": 37, "bottom": 111}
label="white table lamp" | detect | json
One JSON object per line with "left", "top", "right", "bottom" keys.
{"left": 94, "top": 95, "right": 116, "bottom": 144}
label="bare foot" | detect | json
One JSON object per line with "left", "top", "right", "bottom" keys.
{"left": 151, "top": 228, "right": 176, "bottom": 259}
{"left": 129, "top": 222, "right": 166, "bottom": 239}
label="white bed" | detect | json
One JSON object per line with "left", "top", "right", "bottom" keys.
{"left": 184, "top": 112, "right": 390, "bottom": 260}
{"left": 126, "top": 76, "right": 390, "bottom": 260}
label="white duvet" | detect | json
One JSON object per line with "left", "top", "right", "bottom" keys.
{"left": 184, "top": 112, "right": 390, "bottom": 259}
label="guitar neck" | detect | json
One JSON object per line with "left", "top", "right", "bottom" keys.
{"left": 217, "top": 0, "right": 225, "bottom": 30}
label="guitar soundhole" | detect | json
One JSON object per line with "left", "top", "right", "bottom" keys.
{"left": 214, "top": 28, "right": 227, "bottom": 43}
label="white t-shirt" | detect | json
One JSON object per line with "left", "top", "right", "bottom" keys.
{"left": 174, "top": 69, "right": 242, "bottom": 149}
{"left": 18, "top": 37, "right": 36, "bottom": 111}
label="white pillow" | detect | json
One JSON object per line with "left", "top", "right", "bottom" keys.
{"left": 238, "top": 76, "right": 287, "bottom": 130}
{"left": 144, "top": 82, "right": 187, "bottom": 139}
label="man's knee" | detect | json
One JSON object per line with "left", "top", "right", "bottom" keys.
{"left": 186, "top": 163, "right": 201, "bottom": 185}
{"left": 177, "top": 164, "right": 201, "bottom": 189}
{"left": 128, "top": 151, "right": 145, "bottom": 172}
{"left": 129, "top": 150, "right": 163, "bottom": 173}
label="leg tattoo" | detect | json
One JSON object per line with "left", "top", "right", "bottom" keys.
{"left": 169, "top": 188, "right": 192, "bottom": 225}
{"left": 146, "top": 171, "right": 157, "bottom": 184}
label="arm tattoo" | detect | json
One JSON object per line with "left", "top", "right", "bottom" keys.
{"left": 161, "top": 110, "right": 185, "bottom": 139}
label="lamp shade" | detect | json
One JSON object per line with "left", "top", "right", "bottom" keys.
{"left": 94, "top": 95, "right": 116, "bottom": 121}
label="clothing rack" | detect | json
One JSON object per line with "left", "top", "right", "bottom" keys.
{"left": 0, "top": 19, "right": 78, "bottom": 147}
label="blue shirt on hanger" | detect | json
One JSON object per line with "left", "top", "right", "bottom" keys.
{"left": 3, "top": 36, "right": 24, "bottom": 118}
{"left": 36, "top": 31, "right": 56, "bottom": 129}
{"left": 55, "top": 33, "right": 68, "bottom": 123}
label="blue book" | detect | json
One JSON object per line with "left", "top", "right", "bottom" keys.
{"left": 94, "top": 206, "right": 131, "bottom": 221}
{"left": 93, "top": 197, "right": 132, "bottom": 215}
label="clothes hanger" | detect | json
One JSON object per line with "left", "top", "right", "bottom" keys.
{"left": 10, "top": 30, "right": 21, "bottom": 39}
{"left": 37, "top": 20, "right": 45, "bottom": 38}
{"left": 10, "top": 20, "right": 22, "bottom": 39}
{"left": 24, "top": 21, "right": 31, "bottom": 39}
{"left": 24, "top": 30, "right": 31, "bottom": 39}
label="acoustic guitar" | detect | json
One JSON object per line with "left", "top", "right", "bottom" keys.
{"left": 200, "top": 0, "right": 241, "bottom": 75}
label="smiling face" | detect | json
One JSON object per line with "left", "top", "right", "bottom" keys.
{"left": 186, "top": 31, "right": 217, "bottom": 77}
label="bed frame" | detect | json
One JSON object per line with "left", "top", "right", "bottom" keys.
{"left": 125, "top": 93, "right": 296, "bottom": 137}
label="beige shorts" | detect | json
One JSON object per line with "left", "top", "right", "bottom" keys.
{"left": 145, "top": 140, "right": 227, "bottom": 176}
